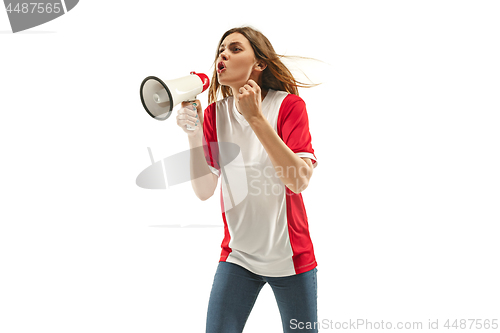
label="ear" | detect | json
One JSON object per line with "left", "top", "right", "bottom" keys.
{"left": 254, "top": 60, "right": 267, "bottom": 72}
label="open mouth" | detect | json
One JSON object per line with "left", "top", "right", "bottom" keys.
{"left": 217, "top": 61, "right": 226, "bottom": 73}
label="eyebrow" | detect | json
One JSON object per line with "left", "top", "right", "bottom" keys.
{"left": 219, "top": 41, "right": 244, "bottom": 49}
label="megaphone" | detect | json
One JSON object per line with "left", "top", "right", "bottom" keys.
{"left": 140, "top": 72, "right": 210, "bottom": 129}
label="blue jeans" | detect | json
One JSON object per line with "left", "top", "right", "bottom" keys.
{"left": 206, "top": 261, "right": 318, "bottom": 333}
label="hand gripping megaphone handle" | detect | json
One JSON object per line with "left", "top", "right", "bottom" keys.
{"left": 185, "top": 99, "right": 198, "bottom": 131}
{"left": 184, "top": 72, "right": 209, "bottom": 131}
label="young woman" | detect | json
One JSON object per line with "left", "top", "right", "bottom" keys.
{"left": 176, "top": 26, "right": 319, "bottom": 333}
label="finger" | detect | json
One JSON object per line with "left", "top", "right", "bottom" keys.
{"left": 188, "top": 100, "right": 201, "bottom": 107}
{"left": 246, "top": 79, "right": 257, "bottom": 87}
{"left": 247, "top": 80, "right": 260, "bottom": 92}
{"left": 184, "top": 119, "right": 198, "bottom": 127}
{"left": 177, "top": 118, "right": 198, "bottom": 128}
{"left": 178, "top": 107, "right": 198, "bottom": 117}
{"left": 177, "top": 113, "right": 198, "bottom": 123}
{"left": 180, "top": 101, "right": 199, "bottom": 112}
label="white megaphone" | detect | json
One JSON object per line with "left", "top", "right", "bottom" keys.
{"left": 140, "top": 72, "right": 210, "bottom": 129}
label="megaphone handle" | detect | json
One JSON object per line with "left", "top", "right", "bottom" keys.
{"left": 185, "top": 98, "right": 197, "bottom": 131}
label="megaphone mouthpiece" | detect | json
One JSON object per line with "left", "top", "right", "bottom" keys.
{"left": 190, "top": 71, "right": 210, "bottom": 93}
{"left": 140, "top": 72, "right": 210, "bottom": 121}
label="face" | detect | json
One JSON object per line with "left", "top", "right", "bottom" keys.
{"left": 216, "top": 32, "right": 264, "bottom": 89}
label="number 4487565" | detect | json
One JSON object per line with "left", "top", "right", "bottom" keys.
{"left": 6, "top": 3, "right": 62, "bottom": 14}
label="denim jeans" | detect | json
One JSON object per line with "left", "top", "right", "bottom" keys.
{"left": 206, "top": 261, "right": 318, "bottom": 333}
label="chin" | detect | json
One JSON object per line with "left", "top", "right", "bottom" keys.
{"left": 217, "top": 77, "right": 227, "bottom": 86}
{"left": 217, "top": 76, "right": 234, "bottom": 88}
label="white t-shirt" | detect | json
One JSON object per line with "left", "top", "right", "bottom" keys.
{"left": 203, "top": 89, "right": 318, "bottom": 277}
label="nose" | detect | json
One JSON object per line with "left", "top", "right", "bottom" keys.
{"left": 220, "top": 52, "right": 228, "bottom": 61}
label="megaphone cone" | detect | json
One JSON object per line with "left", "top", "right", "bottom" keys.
{"left": 139, "top": 72, "right": 209, "bottom": 122}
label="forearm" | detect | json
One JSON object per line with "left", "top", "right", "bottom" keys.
{"left": 187, "top": 132, "right": 218, "bottom": 200}
{"left": 247, "top": 114, "right": 312, "bottom": 193}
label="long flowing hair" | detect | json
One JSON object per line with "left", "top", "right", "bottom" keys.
{"left": 208, "top": 26, "right": 318, "bottom": 105}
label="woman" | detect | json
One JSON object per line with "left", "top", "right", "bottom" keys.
{"left": 176, "top": 26, "right": 319, "bottom": 333}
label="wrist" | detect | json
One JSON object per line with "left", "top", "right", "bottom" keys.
{"left": 246, "top": 113, "right": 266, "bottom": 127}
{"left": 187, "top": 130, "right": 203, "bottom": 146}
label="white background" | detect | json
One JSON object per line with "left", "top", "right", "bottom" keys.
{"left": 1, "top": 1, "right": 499, "bottom": 332}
